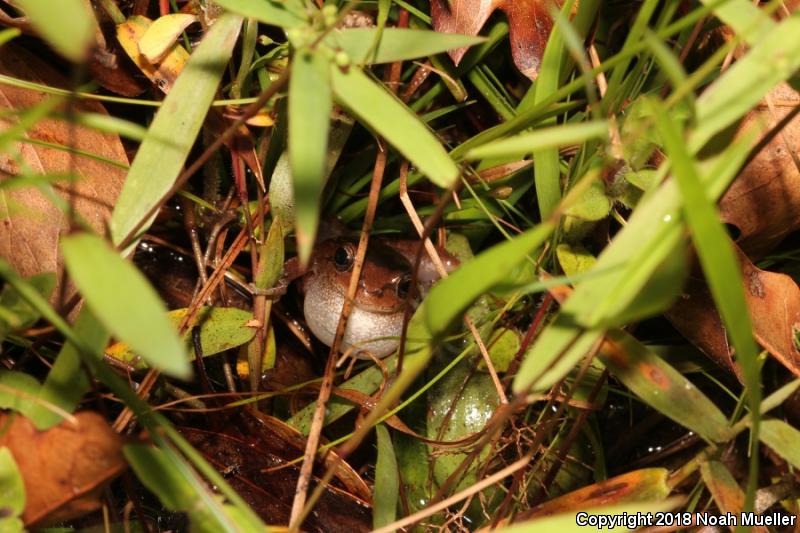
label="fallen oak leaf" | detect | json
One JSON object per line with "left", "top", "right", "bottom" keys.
{"left": 0, "top": 44, "right": 128, "bottom": 309}
{"left": 0, "top": 411, "right": 126, "bottom": 527}
{"left": 667, "top": 244, "right": 800, "bottom": 380}
{"left": 719, "top": 82, "right": 800, "bottom": 258}
{"left": 430, "top": 0, "right": 557, "bottom": 79}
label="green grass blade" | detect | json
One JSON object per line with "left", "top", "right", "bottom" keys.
{"left": 464, "top": 121, "right": 608, "bottom": 160}
{"left": 759, "top": 419, "right": 800, "bottom": 469}
{"left": 110, "top": 14, "right": 243, "bottom": 248}
{"left": 213, "top": 0, "right": 306, "bottom": 28}
{"left": 373, "top": 424, "right": 399, "bottom": 529}
{"left": 330, "top": 66, "right": 458, "bottom": 188}
{"left": 328, "top": 28, "right": 484, "bottom": 65}
{"left": 61, "top": 233, "right": 190, "bottom": 378}
{"left": 691, "top": 14, "right": 800, "bottom": 151}
{"left": 290, "top": 49, "right": 332, "bottom": 265}
{"left": 601, "top": 330, "right": 731, "bottom": 443}
{"left": 13, "top": 0, "right": 94, "bottom": 62}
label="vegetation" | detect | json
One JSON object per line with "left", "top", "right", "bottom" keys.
{"left": 0, "top": 0, "right": 799, "bottom": 531}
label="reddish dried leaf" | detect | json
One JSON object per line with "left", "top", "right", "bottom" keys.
{"left": 430, "top": 0, "right": 555, "bottom": 79}
{"left": 720, "top": 83, "right": 800, "bottom": 258}
{"left": 0, "top": 44, "right": 127, "bottom": 305}
{"left": 520, "top": 468, "right": 671, "bottom": 520}
{"left": 668, "top": 245, "right": 800, "bottom": 379}
{"left": 0, "top": 411, "right": 126, "bottom": 526}
{"left": 179, "top": 409, "right": 371, "bottom": 532}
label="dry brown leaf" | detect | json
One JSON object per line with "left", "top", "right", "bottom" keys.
{"left": 0, "top": 411, "right": 126, "bottom": 526}
{"left": 430, "top": 0, "right": 556, "bottom": 80}
{"left": 179, "top": 409, "right": 371, "bottom": 532}
{"left": 0, "top": 44, "right": 127, "bottom": 307}
{"left": 720, "top": 82, "right": 800, "bottom": 258}
{"left": 667, "top": 246, "right": 800, "bottom": 379}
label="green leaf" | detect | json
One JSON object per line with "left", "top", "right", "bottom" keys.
{"left": 512, "top": 129, "right": 757, "bottom": 395}
{"left": 110, "top": 14, "right": 243, "bottom": 249}
{"left": 326, "top": 28, "right": 484, "bottom": 65}
{"left": 61, "top": 233, "right": 189, "bottom": 378}
{"left": 14, "top": 0, "right": 94, "bottom": 62}
{"left": 30, "top": 309, "right": 108, "bottom": 430}
{"left": 0, "top": 447, "right": 25, "bottom": 520}
{"left": 373, "top": 425, "right": 399, "bottom": 530}
{"left": 213, "top": 0, "right": 306, "bottom": 29}
{"left": 759, "top": 419, "right": 800, "bottom": 470}
{"left": 330, "top": 66, "right": 458, "bottom": 188}
{"left": 0, "top": 371, "right": 40, "bottom": 421}
{"left": 290, "top": 48, "right": 332, "bottom": 265}
{"left": 106, "top": 307, "right": 256, "bottom": 369}
{"left": 124, "top": 444, "right": 197, "bottom": 511}
{"left": 464, "top": 121, "right": 609, "bottom": 160}
{"left": 600, "top": 330, "right": 731, "bottom": 443}
{"left": 0, "top": 272, "right": 55, "bottom": 344}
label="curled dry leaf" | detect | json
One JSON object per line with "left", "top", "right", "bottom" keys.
{"left": 430, "top": 0, "right": 556, "bottom": 79}
{"left": 667, "top": 245, "right": 800, "bottom": 379}
{"left": 0, "top": 411, "right": 126, "bottom": 526}
{"left": 0, "top": 44, "right": 127, "bottom": 307}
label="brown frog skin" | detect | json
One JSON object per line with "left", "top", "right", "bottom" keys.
{"left": 300, "top": 238, "right": 458, "bottom": 359}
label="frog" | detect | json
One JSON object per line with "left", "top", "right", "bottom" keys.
{"left": 299, "top": 238, "right": 458, "bottom": 359}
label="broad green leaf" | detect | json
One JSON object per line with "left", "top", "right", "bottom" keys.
{"left": 562, "top": 177, "right": 610, "bottom": 221}
{"left": 106, "top": 307, "right": 256, "bottom": 369}
{"left": 290, "top": 48, "right": 332, "bottom": 265}
{"left": 0, "top": 447, "right": 24, "bottom": 519}
{"left": 0, "top": 371, "right": 40, "bottom": 420}
{"left": 14, "top": 0, "right": 94, "bottom": 62}
{"left": 760, "top": 420, "right": 800, "bottom": 469}
{"left": 0, "top": 272, "right": 55, "bottom": 344}
{"left": 30, "top": 309, "right": 108, "bottom": 430}
{"left": 326, "top": 28, "right": 484, "bottom": 65}
{"left": 111, "top": 14, "right": 243, "bottom": 249}
{"left": 464, "top": 121, "right": 609, "bottom": 160}
{"left": 213, "top": 0, "right": 306, "bottom": 29}
{"left": 330, "top": 66, "right": 458, "bottom": 188}
{"left": 600, "top": 331, "right": 731, "bottom": 443}
{"left": 555, "top": 244, "right": 596, "bottom": 277}
{"left": 61, "top": 233, "right": 189, "bottom": 378}
{"left": 373, "top": 425, "right": 399, "bottom": 530}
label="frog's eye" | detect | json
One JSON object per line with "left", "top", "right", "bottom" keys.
{"left": 395, "top": 274, "right": 413, "bottom": 299}
{"left": 333, "top": 244, "right": 355, "bottom": 272}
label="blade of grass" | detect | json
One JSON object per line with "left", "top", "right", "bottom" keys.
{"left": 110, "top": 13, "right": 243, "bottom": 249}
{"left": 61, "top": 232, "right": 190, "bottom": 378}
{"left": 330, "top": 66, "right": 458, "bottom": 187}
{"left": 290, "top": 48, "right": 332, "bottom": 265}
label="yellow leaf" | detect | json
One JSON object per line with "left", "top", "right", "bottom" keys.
{"left": 139, "top": 14, "right": 197, "bottom": 63}
{"left": 117, "top": 15, "right": 190, "bottom": 93}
